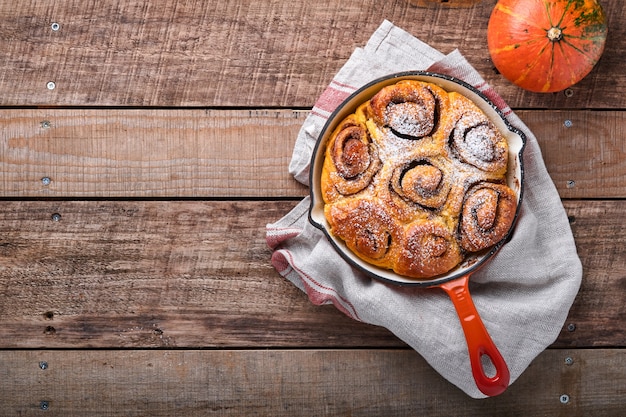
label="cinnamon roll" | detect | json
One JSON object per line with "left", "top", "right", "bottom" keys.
{"left": 325, "top": 198, "right": 401, "bottom": 268}
{"left": 390, "top": 157, "right": 452, "bottom": 210}
{"left": 395, "top": 219, "right": 463, "bottom": 278}
{"left": 320, "top": 79, "right": 517, "bottom": 279}
{"left": 459, "top": 182, "right": 517, "bottom": 252}
{"left": 369, "top": 80, "right": 448, "bottom": 140}
{"left": 448, "top": 93, "right": 508, "bottom": 175}
{"left": 322, "top": 112, "right": 381, "bottom": 202}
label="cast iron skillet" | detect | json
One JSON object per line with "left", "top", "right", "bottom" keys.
{"left": 308, "top": 71, "right": 526, "bottom": 396}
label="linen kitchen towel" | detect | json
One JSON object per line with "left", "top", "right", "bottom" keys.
{"left": 266, "top": 20, "right": 582, "bottom": 398}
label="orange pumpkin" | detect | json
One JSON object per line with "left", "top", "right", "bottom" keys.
{"left": 487, "top": 0, "right": 608, "bottom": 93}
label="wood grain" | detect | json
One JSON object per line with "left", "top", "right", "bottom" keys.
{"left": 0, "top": 349, "right": 624, "bottom": 416}
{"left": 0, "top": 0, "right": 624, "bottom": 109}
{"left": 519, "top": 110, "right": 626, "bottom": 199}
{"left": 0, "top": 200, "right": 623, "bottom": 348}
{"left": 558, "top": 200, "right": 626, "bottom": 347}
{"left": 1, "top": 109, "right": 624, "bottom": 198}
{"left": 0, "top": 109, "right": 308, "bottom": 197}
{"left": 0, "top": 200, "right": 399, "bottom": 348}
{"left": 0, "top": 0, "right": 623, "bottom": 414}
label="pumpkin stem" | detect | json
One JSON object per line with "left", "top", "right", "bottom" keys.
{"left": 547, "top": 27, "right": 563, "bottom": 42}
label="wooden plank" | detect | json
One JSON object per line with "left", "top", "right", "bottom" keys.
{"left": 557, "top": 200, "right": 626, "bottom": 348}
{"left": 1, "top": 109, "right": 624, "bottom": 198}
{"left": 0, "top": 109, "right": 308, "bottom": 197}
{"left": 0, "top": 200, "right": 623, "bottom": 348}
{"left": 0, "top": 200, "right": 400, "bottom": 348}
{"left": 0, "top": 349, "right": 624, "bottom": 416}
{"left": 518, "top": 110, "right": 626, "bottom": 199}
{"left": 0, "top": 0, "right": 623, "bottom": 109}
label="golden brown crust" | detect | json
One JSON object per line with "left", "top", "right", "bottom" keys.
{"left": 321, "top": 80, "right": 517, "bottom": 279}
{"left": 395, "top": 219, "right": 463, "bottom": 278}
{"left": 459, "top": 182, "right": 517, "bottom": 252}
{"left": 447, "top": 92, "right": 508, "bottom": 175}
{"left": 325, "top": 198, "right": 402, "bottom": 268}
{"left": 322, "top": 109, "right": 381, "bottom": 204}
{"left": 389, "top": 157, "right": 452, "bottom": 210}
{"left": 369, "top": 80, "right": 438, "bottom": 138}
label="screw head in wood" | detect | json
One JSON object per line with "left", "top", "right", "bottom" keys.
{"left": 47, "top": 81, "right": 56, "bottom": 90}
{"left": 51, "top": 22, "right": 60, "bottom": 31}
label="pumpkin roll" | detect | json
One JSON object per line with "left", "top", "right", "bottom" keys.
{"left": 395, "top": 219, "right": 463, "bottom": 279}
{"left": 321, "top": 113, "right": 382, "bottom": 203}
{"left": 325, "top": 198, "right": 402, "bottom": 268}
{"left": 448, "top": 92, "right": 508, "bottom": 175}
{"left": 369, "top": 80, "right": 450, "bottom": 141}
{"left": 386, "top": 156, "right": 453, "bottom": 215}
{"left": 459, "top": 182, "right": 517, "bottom": 252}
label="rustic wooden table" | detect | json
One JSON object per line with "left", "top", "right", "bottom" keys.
{"left": 0, "top": 0, "right": 624, "bottom": 415}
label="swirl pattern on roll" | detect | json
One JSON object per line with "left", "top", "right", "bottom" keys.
{"left": 390, "top": 158, "right": 452, "bottom": 210}
{"left": 448, "top": 93, "right": 508, "bottom": 174}
{"left": 321, "top": 80, "right": 518, "bottom": 279}
{"left": 370, "top": 80, "right": 448, "bottom": 139}
{"left": 395, "top": 219, "right": 463, "bottom": 278}
{"left": 325, "top": 198, "right": 401, "bottom": 267}
{"left": 322, "top": 112, "right": 381, "bottom": 199}
{"left": 459, "top": 182, "right": 517, "bottom": 252}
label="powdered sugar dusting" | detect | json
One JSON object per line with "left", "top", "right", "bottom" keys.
{"left": 385, "top": 102, "right": 434, "bottom": 138}
{"left": 465, "top": 125, "right": 496, "bottom": 162}
{"left": 323, "top": 80, "right": 515, "bottom": 279}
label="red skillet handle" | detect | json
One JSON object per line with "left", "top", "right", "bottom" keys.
{"left": 440, "top": 275, "right": 510, "bottom": 397}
